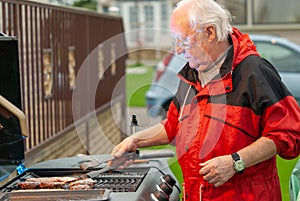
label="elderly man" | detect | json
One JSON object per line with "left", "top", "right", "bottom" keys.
{"left": 111, "top": 0, "right": 300, "bottom": 200}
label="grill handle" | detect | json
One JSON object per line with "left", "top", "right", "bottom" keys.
{"left": 138, "top": 150, "right": 174, "bottom": 159}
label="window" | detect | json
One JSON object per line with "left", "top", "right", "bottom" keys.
{"left": 161, "top": 2, "right": 169, "bottom": 29}
{"left": 217, "top": 0, "right": 300, "bottom": 25}
{"left": 144, "top": 5, "right": 154, "bottom": 42}
{"left": 253, "top": 0, "right": 300, "bottom": 24}
{"left": 129, "top": 6, "right": 138, "bottom": 42}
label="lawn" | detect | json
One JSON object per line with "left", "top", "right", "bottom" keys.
{"left": 126, "top": 63, "right": 155, "bottom": 107}
{"left": 277, "top": 156, "right": 299, "bottom": 201}
{"left": 126, "top": 63, "right": 299, "bottom": 201}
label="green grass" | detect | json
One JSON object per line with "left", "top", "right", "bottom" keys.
{"left": 126, "top": 64, "right": 154, "bottom": 107}
{"left": 126, "top": 64, "right": 299, "bottom": 201}
{"left": 277, "top": 156, "right": 299, "bottom": 201}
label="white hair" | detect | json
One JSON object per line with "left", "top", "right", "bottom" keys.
{"left": 174, "top": 0, "right": 233, "bottom": 41}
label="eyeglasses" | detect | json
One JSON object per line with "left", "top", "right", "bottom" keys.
{"left": 172, "top": 29, "right": 204, "bottom": 50}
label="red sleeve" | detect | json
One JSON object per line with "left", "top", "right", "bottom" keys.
{"left": 161, "top": 101, "right": 180, "bottom": 145}
{"left": 262, "top": 96, "right": 300, "bottom": 159}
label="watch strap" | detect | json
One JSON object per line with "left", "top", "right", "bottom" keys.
{"left": 231, "top": 152, "right": 240, "bottom": 161}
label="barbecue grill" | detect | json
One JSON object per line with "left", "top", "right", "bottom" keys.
{"left": 0, "top": 95, "right": 180, "bottom": 201}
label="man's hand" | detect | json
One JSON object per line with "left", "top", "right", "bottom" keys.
{"left": 108, "top": 137, "right": 138, "bottom": 168}
{"left": 199, "top": 155, "right": 235, "bottom": 187}
{"left": 108, "top": 123, "right": 169, "bottom": 168}
{"left": 111, "top": 137, "right": 138, "bottom": 157}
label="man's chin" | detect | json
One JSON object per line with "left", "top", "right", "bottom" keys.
{"left": 189, "top": 62, "right": 200, "bottom": 70}
{"left": 190, "top": 63, "right": 209, "bottom": 72}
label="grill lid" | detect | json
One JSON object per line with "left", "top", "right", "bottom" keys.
{"left": 0, "top": 95, "right": 28, "bottom": 181}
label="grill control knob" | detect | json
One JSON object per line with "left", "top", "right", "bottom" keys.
{"left": 160, "top": 174, "right": 176, "bottom": 187}
{"left": 156, "top": 182, "right": 173, "bottom": 195}
{"left": 150, "top": 190, "right": 169, "bottom": 201}
{"left": 151, "top": 174, "right": 177, "bottom": 201}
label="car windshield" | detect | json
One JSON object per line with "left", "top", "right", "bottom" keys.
{"left": 254, "top": 41, "right": 300, "bottom": 73}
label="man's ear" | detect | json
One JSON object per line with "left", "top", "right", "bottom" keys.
{"left": 205, "top": 25, "right": 216, "bottom": 43}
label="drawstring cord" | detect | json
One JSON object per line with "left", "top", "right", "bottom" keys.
{"left": 182, "top": 182, "right": 204, "bottom": 201}
{"left": 178, "top": 85, "right": 192, "bottom": 122}
{"left": 182, "top": 183, "right": 186, "bottom": 201}
{"left": 178, "top": 85, "right": 191, "bottom": 201}
{"left": 199, "top": 184, "right": 203, "bottom": 201}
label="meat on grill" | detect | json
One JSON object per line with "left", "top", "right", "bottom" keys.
{"left": 17, "top": 177, "right": 95, "bottom": 190}
{"left": 26, "top": 176, "right": 78, "bottom": 183}
{"left": 69, "top": 178, "right": 95, "bottom": 190}
{"left": 69, "top": 178, "right": 94, "bottom": 187}
{"left": 18, "top": 181, "right": 65, "bottom": 189}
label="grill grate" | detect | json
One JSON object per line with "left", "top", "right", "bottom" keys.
{"left": 93, "top": 168, "right": 148, "bottom": 192}
{"left": 1, "top": 167, "right": 149, "bottom": 193}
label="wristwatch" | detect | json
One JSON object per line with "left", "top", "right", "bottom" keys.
{"left": 231, "top": 152, "right": 245, "bottom": 174}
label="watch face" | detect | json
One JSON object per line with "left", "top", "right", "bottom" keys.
{"left": 234, "top": 160, "right": 245, "bottom": 172}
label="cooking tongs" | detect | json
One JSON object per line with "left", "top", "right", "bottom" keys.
{"left": 77, "top": 149, "right": 174, "bottom": 179}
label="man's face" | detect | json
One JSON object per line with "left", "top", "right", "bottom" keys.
{"left": 170, "top": 13, "right": 214, "bottom": 72}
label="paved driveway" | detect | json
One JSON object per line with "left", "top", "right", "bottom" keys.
{"left": 126, "top": 107, "right": 162, "bottom": 134}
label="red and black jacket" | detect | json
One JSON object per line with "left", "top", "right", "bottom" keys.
{"left": 163, "top": 27, "right": 300, "bottom": 201}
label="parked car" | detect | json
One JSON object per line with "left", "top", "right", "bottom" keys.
{"left": 145, "top": 34, "right": 300, "bottom": 118}
{"left": 145, "top": 51, "right": 186, "bottom": 117}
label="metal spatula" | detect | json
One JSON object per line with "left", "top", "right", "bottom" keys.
{"left": 78, "top": 149, "right": 175, "bottom": 179}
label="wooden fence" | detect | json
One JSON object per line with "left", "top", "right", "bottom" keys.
{"left": 0, "top": 0, "right": 127, "bottom": 164}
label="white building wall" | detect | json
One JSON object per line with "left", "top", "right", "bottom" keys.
{"left": 112, "top": 1, "right": 173, "bottom": 50}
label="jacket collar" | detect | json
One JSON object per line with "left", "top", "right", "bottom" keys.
{"left": 177, "top": 27, "right": 259, "bottom": 96}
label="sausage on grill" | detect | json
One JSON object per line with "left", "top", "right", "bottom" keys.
{"left": 17, "top": 177, "right": 95, "bottom": 190}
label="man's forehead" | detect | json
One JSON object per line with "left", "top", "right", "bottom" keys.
{"left": 170, "top": 18, "right": 193, "bottom": 37}
{"left": 170, "top": 4, "right": 194, "bottom": 32}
